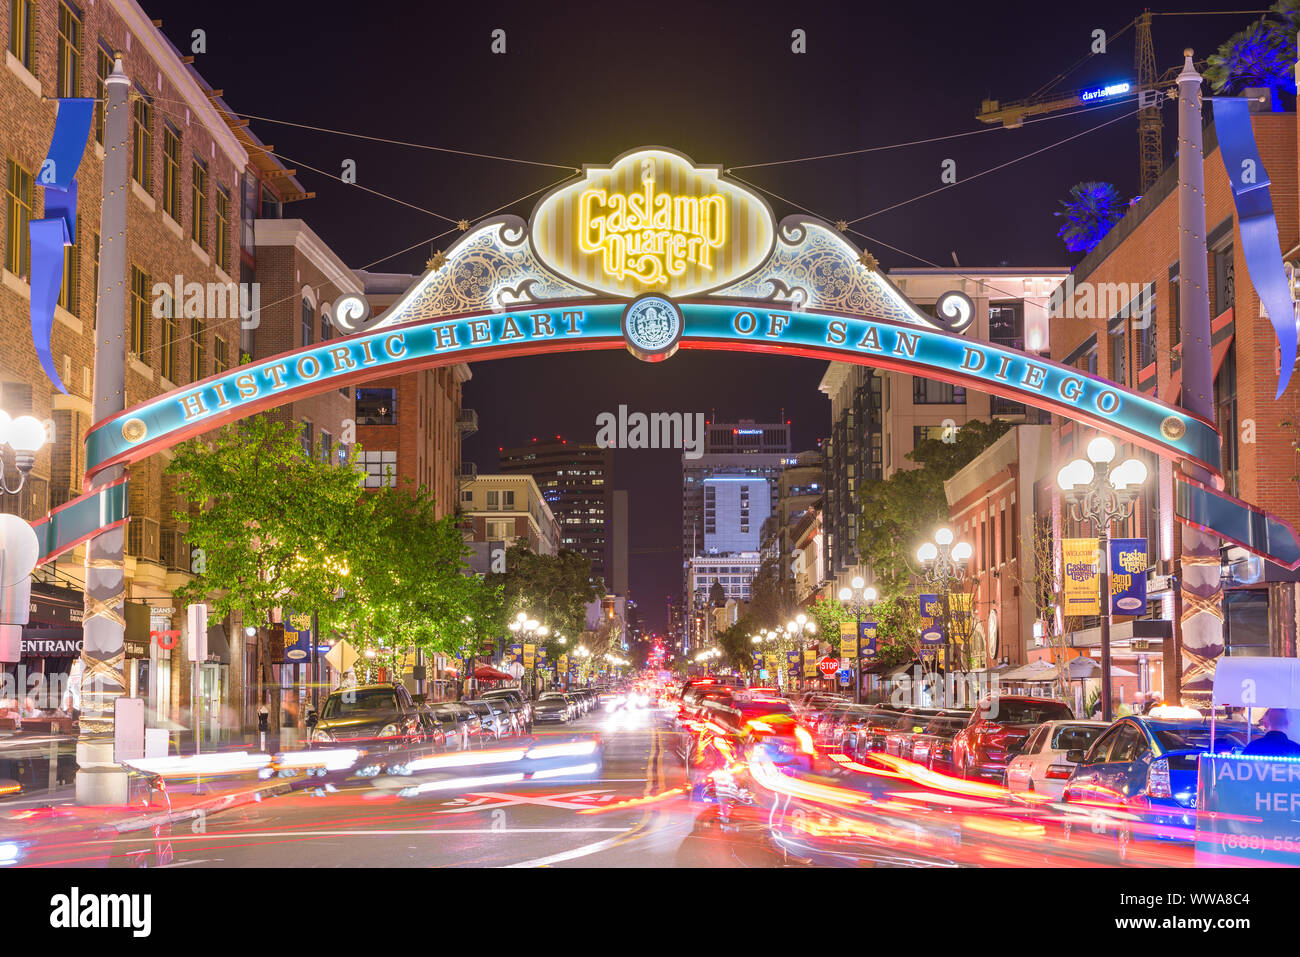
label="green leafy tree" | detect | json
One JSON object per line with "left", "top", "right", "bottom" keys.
{"left": 808, "top": 595, "right": 852, "bottom": 655}
{"left": 168, "top": 415, "right": 368, "bottom": 742}
{"left": 856, "top": 419, "right": 1011, "bottom": 592}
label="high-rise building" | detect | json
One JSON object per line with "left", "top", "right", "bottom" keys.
{"left": 499, "top": 439, "right": 613, "bottom": 586}
{"left": 681, "top": 420, "right": 792, "bottom": 616}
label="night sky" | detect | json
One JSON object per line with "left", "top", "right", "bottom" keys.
{"left": 144, "top": 0, "right": 1259, "bottom": 630}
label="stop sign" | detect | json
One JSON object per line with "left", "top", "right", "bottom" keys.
{"left": 818, "top": 656, "right": 839, "bottom": 677}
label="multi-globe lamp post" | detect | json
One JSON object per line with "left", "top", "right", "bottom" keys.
{"left": 838, "top": 577, "right": 877, "bottom": 704}
{"left": 1056, "top": 435, "right": 1148, "bottom": 722}
{"left": 785, "top": 614, "right": 816, "bottom": 690}
{"left": 917, "top": 528, "right": 972, "bottom": 707}
{"left": 507, "top": 612, "right": 548, "bottom": 700}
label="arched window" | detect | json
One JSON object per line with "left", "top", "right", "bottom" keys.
{"left": 301, "top": 298, "right": 313, "bottom": 348}
{"left": 320, "top": 305, "right": 332, "bottom": 342}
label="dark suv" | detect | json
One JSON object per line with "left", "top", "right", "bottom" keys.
{"left": 309, "top": 684, "right": 426, "bottom": 748}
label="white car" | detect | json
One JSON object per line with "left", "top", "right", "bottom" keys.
{"left": 1005, "top": 720, "right": 1110, "bottom": 800}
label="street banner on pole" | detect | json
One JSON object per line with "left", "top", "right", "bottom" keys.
{"left": 508, "top": 643, "right": 523, "bottom": 665}
{"left": 860, "top": 621, "right": 878, "bottom": 659}
{"left": 282, "top": 610, "right": 312, "bottom": 662}
{"left": 764, "top": 652, "right": 779, "bottom": 674}
{"left": 803, "top": 648, "right": 816, "bottom": 678}
{"left": 785, "top": 651, "right": 800, "bottom": 677}
{"left": 840, "top": 621, "right": 858, "bottom": 660}
{"left": 1063, "top": 538, "right": 1101, "bottom": 615}
{"left": 523, "top": 643, "right": 536, "bottom": 668}
{"left": 751, "top": 651, "right": 762, "bottom": 669}
{"left": 1109, "top": 538, "right": 1148, "bottom": 614}
{"left": 919, "top": 594, "right": 943, "bottom": 643}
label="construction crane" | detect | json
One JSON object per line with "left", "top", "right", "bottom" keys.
{"left": 976, "top": 10, "right": 1265, "bottom": 192}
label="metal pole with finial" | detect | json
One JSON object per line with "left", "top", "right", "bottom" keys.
{"left": 1175, "top": 49, "right": 1225, "bottom": 710}
{"left": 75, "top": 53, "right": 132, "bottom": 804}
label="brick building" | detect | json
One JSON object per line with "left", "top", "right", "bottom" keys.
{"left": 353, "top": 270, "right": 469, "bottom": 518}
{"left": 1049, "top": 106, "right": 1300, "bottom": 691}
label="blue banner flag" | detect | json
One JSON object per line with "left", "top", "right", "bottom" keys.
{"left": 785, "top": 650, "right": 800, "bottom": 676}
{"left": 919, "top": 594, "right": 943, "bottom": 644}
{"left": 1212, "top": 95, "right": 1297, "bottom": 397}
{"left": 1109, "top": 538, "right": 1148, "bottom": 615}
{"left": 859, "top": 621, "right": 878, "bottom": 659}
{"left": 29, "top": 98, "right": 94, "bottom": 395}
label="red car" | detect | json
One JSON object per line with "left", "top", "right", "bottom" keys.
{"left": 950, "top": 695, "right": 1074, "bottom": 781}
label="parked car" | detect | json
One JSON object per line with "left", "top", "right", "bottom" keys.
{"left": 465, "top": 699, "right": 513, "bottom": 740}
{"left": 1005, "top": 720, "right": 1109, "bottom": 799}
{"left": 883, "top": 708, "right": 948, "bottom": 760}
{"left": 813, "top": 701, "right": 861, "bottom": 750}
{"left": 843, "top": 704, "right": 906, "bottom": 757}
{"left": 951, "top": 696, "right": 1075, "bottom": 781}
{"left": 909, "top": 715, "right": 970, "bottom": 772}
{"left": 483, "top": 688, "right": 532, "bottom": 731}
{"left": 1061, "top": 715, "right": 1250, "bottom": 857}
{"left": 534, "top": 692, "right": 574, "bottom": 724}
{"left": 428, "top": 702, "right": 480, "bottom": 750}
{"left": 823, "top": 703, "right": 874, "bottom": 754}
{"left": 309, "top": 684, "right": 428, "bottom": 748}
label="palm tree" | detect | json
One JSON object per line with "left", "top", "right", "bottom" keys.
{"left": 1055, "top": 182, "right": 1124, "bottom": 255}
{"left": 1204, "top": 1, "right": 1298, "bottom": 102}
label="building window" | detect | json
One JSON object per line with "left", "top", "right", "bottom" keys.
{"left": 320, "top": 310, "right": 331, "bottom": 342}
{"left": 161, "top": 126, "right": 181, "bottom": 221}
{"left": 57, "top": 2, "right": 82, "bottom": 98}
{"left": 189, "top": 316, "right": 205, "bottom": 382}
{"left": 1213, "top": 244, "right": 1234, "bottom": 316}
{"left": 132, "top": 90, "right": 153, "bottom": 191}
{"left": 191, "top": 157, "right": 208, "bottom": 248}
{"left": 301, "top": 420, "right": 313, "bottom": 457}
{"left": 161, "top": 310, "right": 177, "bottom": 382}
{"left": 213, "top": 336, "right": 228, "bottom": 375}
{"left": 359, "top": 451, "right": 397, "bottom": 488}
{"left": 988, "top": 303, "right": 1023, "bottom": 349}
{"left": 1215, "top": 341, "right": 1238, "bottom": 497}
{"left": 9, "top": 1, "right": 34, "bottom": 71}
{"left": 214, "top": 185, "right": 231, "bottom": 273}
{"left": 130, "top": 265, "right": 150, "bottom": 359}
{"left": 320, "top": 430, "right": 333, "bottom": 464}
{"left": 57, "top": 224, "right": 78, "bottom": 313}
{"left": 5, "top": 160, "right": 34, "bottom": 278}
{"left": 1108, "top": 322, "right": 1126, "bottom": 387}
{"left": 356, "top": 387, "right": 396, "bottom": 425}
{"left": 95, "top": 44, "right": 112, "bottom": 144}
{"left": 912, "top": 378, "right": 966, "bottom": 404}
{"left": 301, "top": 298, "right": 313, "bottom": 348}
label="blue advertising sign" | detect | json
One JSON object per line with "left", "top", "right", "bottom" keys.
{"left": 1109, "top": 538, "right": 1148, "bottom": 615}
{"left": 282, "top": 611, "right": 313, "bottom": 662}
{"left": 1195, "top": 753, "right": 1300, "bottom": 866}
{"left": 785, "top": 650, "right": 801, "bottom": 676}
{"left": 751, "top": 651, "right": 763, "bottom": 668}
{"left": 859, "top": 621, "right": 878, "bottom": 659}
{"left": 508, "top": 643, "right": 523, "bottom": 665}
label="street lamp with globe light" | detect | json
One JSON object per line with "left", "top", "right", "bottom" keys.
{"left": 785, "top": 616, "right": 817, "bottom": 690}
{"left": 918, "top": 528, "right": 973, "bottom": 707}
{"left": 1057, "top": 434, "right": 1149, "bottom": 721}
{"left": 0, "top": 411, "right": 47, "bottom": 493}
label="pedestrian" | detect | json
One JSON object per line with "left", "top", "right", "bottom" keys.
{"left": 1242, "top": 708, "right": 1300, "bottom": 758}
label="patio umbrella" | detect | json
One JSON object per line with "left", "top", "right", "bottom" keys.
{"left": 1068, "top": 657, "right": 1136, "bottom": 680}
{"left": 474, "top": 664, "right": 513, "bottom": 681}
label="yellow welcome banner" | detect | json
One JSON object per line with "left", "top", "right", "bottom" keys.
{"left": 1062, "top": 538, "right": 1100, "bottom": 616}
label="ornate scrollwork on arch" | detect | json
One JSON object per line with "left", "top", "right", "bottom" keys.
{"left": 367, "top": 216, "right": 592, "bottom": 330}
{"left": 709, "top": 216, "right": 940, "bottom": 328}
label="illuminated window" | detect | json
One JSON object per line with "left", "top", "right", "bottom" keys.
{"left": 360, "top": 451, "right": 397, "bottom": 488}
{"left": 162, "top": 126, "right": 181, "bottom": 221}
{"left": 213, "top": 336, "right": 228, "bottom": 375}
{"left": 5, "top": 160, "right": 34, "bottom": 278}
{"left": 129, "top": 265, "right": 150, "bottom": 359}
{"left": 301, "top": 298, "right": 313, "bottom": 348}
{"left": 190, "top": 316, "right": 205, "bottom": 382}
{"left": 57, "top": 3, "right": 82, "bottom": 98}
{"left": 132, "top": 90, "right": 153, "bottom": 191}
{"left": 191, "top": 157, "right": 208, "bottom": 248}
{"left": 57, "top": 224, "right": 79, "bottom": 313}
{"left": 9, "top": 1, "right": 34, "bottom": 71}
{"left": 95, "top": 44, "right": 111, "bottom": 143}
{"left": 356, "top": 388, "right": 396, "bottom": 425}
{"left": 214, "top": 186, "right": 231, "bottom": 273}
